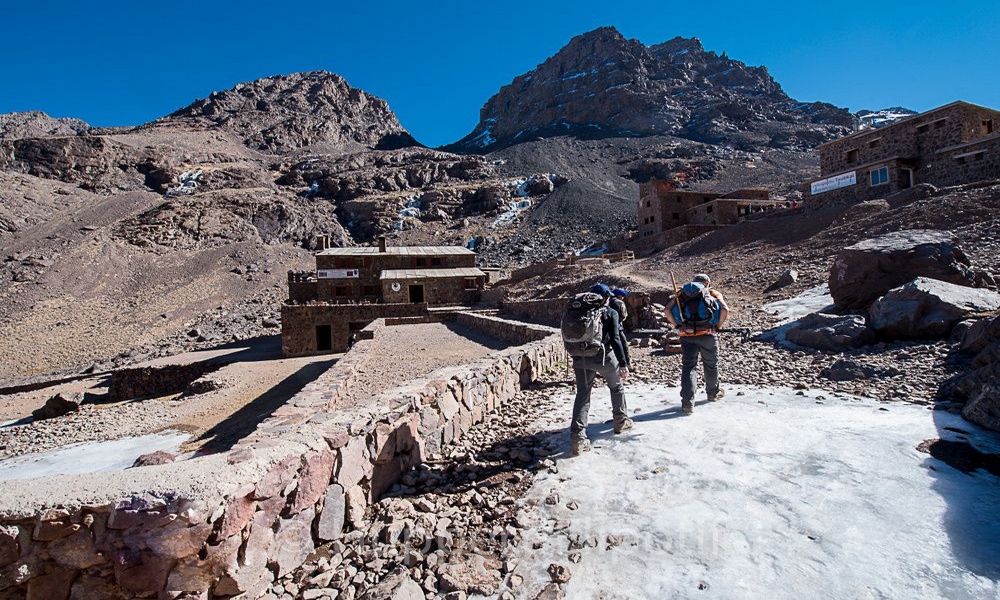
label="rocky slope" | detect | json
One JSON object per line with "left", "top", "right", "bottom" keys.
{"left": 156, "top": 71, "right": 418, "bottom": 154}
{"left": 450, "top": 27, "right": 853, "bottom": 153}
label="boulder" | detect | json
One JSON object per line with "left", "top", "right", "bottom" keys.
{"left": 784, "top": 313, "right": 875, "bottom": 351}
{"left": 765, "top": 268, "right": 798, "bottom": 292}
{"left": 357, "top": 567, "right": 424, "bottom": 600}
{"left": 820, "top": 359, "right": 901, "bottom": 382}
{"left": 962, "top": 383, "right": 1000, "bottom": 433}
{"left": 436, "top": 554, "right": 503, "bottom": 595}
{"left": 868, "top": 277, "right": 1000, "bottom": 340}
{"left": 31, "top": 392, "right": 83, "bottom": 420}
{"left": 130, "top": 451, "right": 176, "bottom": 468}
{"left": 829, "top": 230, "right": 980, "bottom": 309}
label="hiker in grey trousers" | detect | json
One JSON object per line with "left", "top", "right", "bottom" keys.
{"left": 570, "top": 284, "right": 632, "bottom": 455}
{"left": 665, "top": 273, "right": 730, "bottom": 414}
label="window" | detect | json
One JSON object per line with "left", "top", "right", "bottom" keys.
{"left": 362, "top": 285, "right": 378, "bottom": 297}
{"left": 672, "top": 212, "right": 680, "bottom": 220}
{"left": 431, "top": 257, "right": 442, "bottom": 266}
{"left": 464, "top": 278, "right": 479, "bottom": 290}
{"left": 335, "top": 285, "right": 351, "bottom": 297}
{"left": 645, "top": 200, "right": 651, "bottom": 207}
{"left": 934, "top": 119, "right": 945, "bottom": 129}
{"left": 868, "top": 139, "right": 881, "bottom": 149}
{"left": 985, "top": 120, "right": 994, "bottom": 134}
{"left": 974, "top": 152, "right": 985, "bottom": 162}
{"left": 706, "top": 205, "right": 714, "bottom": 213}
{"left": 846, "top": 149, "right": 859, "bottom": 163}
{"left": 916, "top": 124, "right": 930, "bottom": 134}
{"left": 870, "top": 166, "right": 889, "bottom": 186}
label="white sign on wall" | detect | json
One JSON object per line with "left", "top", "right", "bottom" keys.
{"left": 810, "top": 171, "right": 857, "bottom": 195}
{"left": 317, "top": 269, "right": 359, "bottom": 279}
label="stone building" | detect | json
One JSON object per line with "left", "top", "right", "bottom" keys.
{"left": 282, "top": 239, "right": 488, "bottom": 356}
{"left": 637, "top": 181, "right": 781, "bottom": 239}
{"left": 806, "top": 101, "right": 1000, "bottom": 203}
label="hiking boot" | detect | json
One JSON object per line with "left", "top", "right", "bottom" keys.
{"left": 681, "top": 402, "right": 694, "bottom": 415}
{"left": 614, "top": 418, "right": 634, "bottom": 434}
{"left": 707, "top": 388, "right": 726, "bottom": 402}
{"left": 570, "top": 437, "right": 592, "bottom": 456}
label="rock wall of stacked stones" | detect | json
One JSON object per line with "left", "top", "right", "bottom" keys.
{"left": 0, "top": 317, "right": 565, "bottom": 599}
{"left": 107, "top": 362, "right": 225, "bottom": 402}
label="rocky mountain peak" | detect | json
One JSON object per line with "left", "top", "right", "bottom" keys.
{"left": 450, "top": 27, "right": 852, "bottom": 152}
{"left": 0, "top": 111, "right": 90, "bottom": 141}
{"left": 159, "top": 70, "right": 418, "bottom": 154}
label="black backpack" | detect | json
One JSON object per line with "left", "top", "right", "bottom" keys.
{"left": 561, "top": 292, "right": 607, "bottom": 358}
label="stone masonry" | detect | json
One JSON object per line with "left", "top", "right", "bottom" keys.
{"left": 0, "top": 314, "right": 565, "bottom": 599}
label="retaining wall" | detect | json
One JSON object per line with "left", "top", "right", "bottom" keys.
{"left": 0, "top": 315, "right": 565, "bottom": 599}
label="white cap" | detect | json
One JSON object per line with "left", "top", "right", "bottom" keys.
{"left": 693, "top": 273, "right": 711, "bottom": 284}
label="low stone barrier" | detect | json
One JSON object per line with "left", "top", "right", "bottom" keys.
{"left": 0, "top": 316, "right": 565, "bottom": 599}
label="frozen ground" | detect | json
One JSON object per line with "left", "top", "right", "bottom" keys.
{"left": 504, "top": 383, "right": 1000, "bottom": 599}
{"left": 0, "top": 431, "right": 189, "bottom": 480}
{"left": 761, "top": 283, "right": 835, "bottom": 324}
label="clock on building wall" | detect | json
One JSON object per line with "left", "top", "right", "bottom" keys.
{"left": 390, "top": 282, "right": 401, "bottom": 292}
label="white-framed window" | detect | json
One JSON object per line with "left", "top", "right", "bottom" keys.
{"left": 870, "top": 166, "right": 889, "bottom": 186}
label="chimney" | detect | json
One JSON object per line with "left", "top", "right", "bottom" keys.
{"left": 378, "top": 236, "right": 386, "bottom": 253}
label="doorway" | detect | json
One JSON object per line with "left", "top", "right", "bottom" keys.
{"left": 316, "top": 325, "right": 332, "bottom": 352}
{"left": 408, "top": 284, "right": 425, "bottom": 303}
{"left": 900, "top": 168, "right": 913, "bottom": 190}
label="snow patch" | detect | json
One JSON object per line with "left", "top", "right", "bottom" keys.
{"left": 0, "top": 431, "right": 190, "bottom": 480}
{"left": 508, "top": 384, "right": 1000, "bottom": 599}
{"left": 761, "top": 284, "right": 835, "bottom": 324}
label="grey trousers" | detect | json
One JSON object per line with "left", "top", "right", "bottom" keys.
{"left": 680, "top": 334, "right": 720, "bottom": 403}
{"left": 571, "top": 353, "right": 627, "bottom": 437}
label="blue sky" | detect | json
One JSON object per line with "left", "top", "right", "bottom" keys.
{"left": 3, "top": 1, "right": 997, "bottom": 147}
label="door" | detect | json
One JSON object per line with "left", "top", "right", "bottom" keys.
{"left": 316, "top": 325, "right": 332, "bottom": 352}
{"left": 408, "top": 284, "right": 425, "bottom": 303}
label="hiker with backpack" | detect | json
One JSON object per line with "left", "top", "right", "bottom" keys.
{"left": 664, "top": 273, "right": 730, "bottom": 415}
{"left": 610, "top": 288, "right": 632, "bottom": 368}
{"left": 561, "top": 283, "right": 632, "bottom": 456}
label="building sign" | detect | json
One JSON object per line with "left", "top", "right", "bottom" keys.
{"left": 810, "top": 171, "right": 857, "bottom": 195}
{"left": 317, "top": 269, "right": 359, "bottom": 279}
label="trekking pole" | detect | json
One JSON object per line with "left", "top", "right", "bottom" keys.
{"left": 715, "top": 327, "right": 751, "bottom": 342}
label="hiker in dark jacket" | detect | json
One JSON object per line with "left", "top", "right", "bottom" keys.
{"left": 569, "top": 283, "right": 632, "bottom": 456}
{"left": 610, "top": 287, "right": 632, "bottom": 367}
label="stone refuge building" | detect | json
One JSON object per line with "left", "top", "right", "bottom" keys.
{"left": 806, "top": 101, "right": 1000, "bottom": 203}
{"left": 282, "top": 238, "right": 487, "bottom": 356}
{"left": 625, "top": 181, "right": 784, "bottom": 254}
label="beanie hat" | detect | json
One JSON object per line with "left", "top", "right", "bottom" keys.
{"left": 590, "top": 283, "right": 612, "bottom": 297}
{"left": 612, "top": 288, "right": 628, "bottom": 297}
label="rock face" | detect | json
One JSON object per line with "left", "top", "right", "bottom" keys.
{"left": 0, "top": 111, "right": 90, "bottom": 140}
{"left": 31, "top": 392, "right": 83, "bottom": 420}
{"left": 950, "top": 315, "right": 1000, "bottom": 432}
{"left": 869, "top": 277, "right": 1000, "bottom": 340}
{"left": 159, "top": 71, "right": 418, "bottom": 153}
{"left": 829, "top": 230, "right": 983, "bottom": 309}
{"left": 784, "top": 313, "right": 875, "bottom": 351}
{"left": 451, "top": 26, "right": 852, "bottom": 152}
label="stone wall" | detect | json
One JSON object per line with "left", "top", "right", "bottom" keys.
{"left": 281, "top": 303, "right": 428, "bottom": 357}
{"left": 499, "top": 298, "right": 566, "bottom": 327}
{"left": 0, "top": 316, "right": 566, "bottom": 599}
{"left": 108, "top": 362, "right": 225, "bottom": 402}
{"left": 627, "top": 224, "right": 722, "bottom": 256}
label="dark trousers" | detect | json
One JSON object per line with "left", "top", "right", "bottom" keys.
{"left": 570, "top": 353, "right": 627, "bottom": 437}
{"left": 680, "top": 334, "right": 720, "bottom": 403}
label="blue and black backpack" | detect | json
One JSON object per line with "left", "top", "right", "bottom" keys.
{"left": 671, "top": 282, "right": 720, "bottom": 331}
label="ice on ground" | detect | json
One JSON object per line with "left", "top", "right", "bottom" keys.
{"left": 501, "top": 384, "right": 1000, "bottom": 600}
{"left": 762, "top": 283, "right": 835, "bottom": 324}
{"left": 0, "top": 431, "right": 190, "bottom": 480}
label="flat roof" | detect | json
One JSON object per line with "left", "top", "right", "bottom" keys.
{"left": 317, "top": 246, "right": 475, "bottom": 257}
{"left": 380, "top": 267, "right": 486, "bottom": 280}
{"left": 816, "top": 101, "right": 1000, "bottom": 149}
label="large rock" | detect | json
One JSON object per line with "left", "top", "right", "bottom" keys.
{"left": 784, "top": 313, "right": 875, "bottom": 351}
{"left": 357, "top": 567, "right": 424, "bottom": 600}
{"left": 869, "top": 277, "right": 1000, "bottom": 340}
{"left": 829, "top": 230, "right": 980, "bottom": 309}
{"left": 952, "top": 314, "right": 1000, "bottom": 432}
{"left": 31, "top": 393, "right": 82, "bottom": 421}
